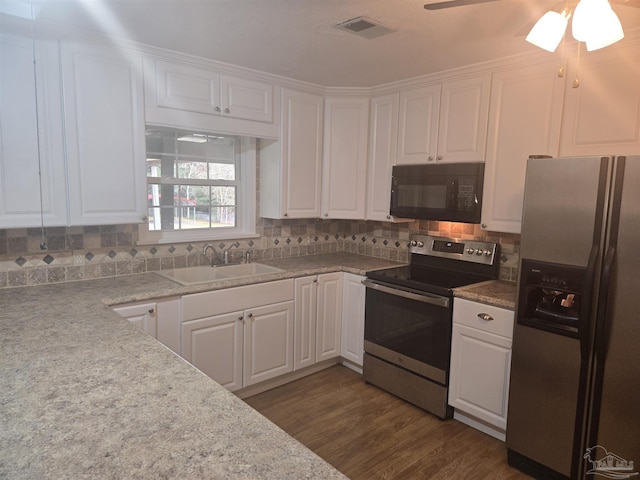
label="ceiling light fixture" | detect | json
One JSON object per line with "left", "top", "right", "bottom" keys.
{"left": 526, "top": 0, "right": 624, "bottom": 52}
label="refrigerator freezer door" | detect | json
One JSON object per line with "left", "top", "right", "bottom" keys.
{"left": 588, "top": 155, "right": 640, "bottom": 474}
{"left": 519, "top": 156, "right": 610, "bottom": 267}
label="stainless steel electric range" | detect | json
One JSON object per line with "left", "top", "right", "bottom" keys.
{"left": 363, "top": 234, "right": 499, "bottom": 419}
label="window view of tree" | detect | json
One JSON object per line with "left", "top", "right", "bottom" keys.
{"left": 145, "top": 128, "right": 241, "bottom": 231}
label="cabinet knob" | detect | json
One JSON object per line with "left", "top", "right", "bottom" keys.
{"left": 141, "top": 214, "right": 148, "bottom": 222}
{"left": 283, "top": 213, "right": 288, "bottom": 217}
{"left": 477, "top": 313, "right": 494, "bottom": 321}
{"left": 148, "top": 308, "right": 154, "bottom": 314}
{"left": 313, "top": 279, "right": 318, "bottom": 283}
{"left": 481, "top": 223, "right": 487, "bottom": 229}
{"left": 324, "top": 213, "right": 328, "bottom": 217}
{"left": 437, "top": 155, "right": 443, "bottom": 161}
{"left": 224, "top": 108, "right": 230, "bottom": 114}
{"left": 215, "top": 106, "right": 221, "bottom": 112}
{"left": 386, "top": 215, "right": 391, "bottom": 220}
{"left": 248, "top": 312, "right": 253, "bottom": 318}
{"left": 238, "top": 315, "right": 244, "bottom": 320}
{"left": 427, "top": 156, "right": 434, "bottom": 162}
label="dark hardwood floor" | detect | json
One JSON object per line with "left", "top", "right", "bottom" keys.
{"left": 244, "top": 365, "right": 532, "bottom": 480}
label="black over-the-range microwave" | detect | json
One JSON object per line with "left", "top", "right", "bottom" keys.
{"left": 389, "top": 162, "right": 484, "bottom": 223}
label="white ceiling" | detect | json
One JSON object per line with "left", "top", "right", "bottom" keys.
{"left": 22, "top": 0, "right": 640, "bottom": 87}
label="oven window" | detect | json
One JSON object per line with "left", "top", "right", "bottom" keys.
{"left": 364, "top": 288, "right": 451, "bottom": 373}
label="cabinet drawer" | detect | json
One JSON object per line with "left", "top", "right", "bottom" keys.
{"left": 452, "top": 297, "right": 514, "bottom": 339}
{"left": 182, "top": 279, "right": 294, "bottom": 321}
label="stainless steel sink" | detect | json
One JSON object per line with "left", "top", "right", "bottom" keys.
{"left": 155, "top": 263, "right": 285, "bottom": 286}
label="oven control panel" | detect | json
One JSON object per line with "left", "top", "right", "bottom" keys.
{"left": 409, "top": 235, "right": 498, "bottom": 266}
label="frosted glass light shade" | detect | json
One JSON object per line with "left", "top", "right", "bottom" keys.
{"left": 585, "top": 8, "right": 624, "bottom": 50}
{"left": 526, "top": 11, "right": 570, "bottom": 53}
{"left": 573, "top": 0, "right": 624, "bottom": 50}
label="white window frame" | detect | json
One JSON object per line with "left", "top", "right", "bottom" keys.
{"left": 138, "top": 133, "right": 257, "bottom": 245}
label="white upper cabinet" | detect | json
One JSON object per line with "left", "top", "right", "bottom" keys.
{"left": 397, "top": 74, "right": 491, "bottom": 165}
{"left": 0, "top": 34, "right": 67, "bottom": 228}
{"left": 151, "top": 59, "right": 273, "bottom": 122}
{"left": 481, "top": 61, "right": 565, "bottom": 233}
{"left": 144, "top": 57, "right": 278, "bottom": 138}
{"left": 61, "top": 41, "right": 147, "bottom": 225}
{"left": 559, "top": 43, "right": 640, "bottom": 156}
{"left": 366, "top": 93, "right": 399, "bottom": 221}
{"left": 397, "top": 85, "right": 440, "bottom": 164}
{"left": 260, "top": 88, "right": 323, "bottom": 219}
{"left": 321, "top": 96, "right": 369, "bottom": 219}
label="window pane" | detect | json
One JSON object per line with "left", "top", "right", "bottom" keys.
{"left": 175, "top": 160, "right": 209, "bottom": 180}
{"left": 212, "top": 206, "right": 236, "bottom": 227}
{"left": 146, "top": 157, "right": 162, "bottom": 177}
{"left": 211, "top": 186, "right": 236, "bottom": 206}
{"left": 209, "top": 162, "right": 235, "bottom": 181}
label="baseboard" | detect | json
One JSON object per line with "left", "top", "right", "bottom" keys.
{"left": 453, "top": 410, "right": 506, "bottom": 441}
{"left": 235, "top": 358, "right": 340, "bottom": 399}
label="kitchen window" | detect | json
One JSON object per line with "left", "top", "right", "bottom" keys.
{"left": 138, "top": 127, "right": 256, "bottom": 244}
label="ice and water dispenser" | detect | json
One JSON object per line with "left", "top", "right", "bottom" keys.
{"left": 517, "top": 259, "right": 587, "bottom": 338}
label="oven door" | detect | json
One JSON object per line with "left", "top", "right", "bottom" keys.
{"left": 363, "top": 279, "right": 452, "bottom": 385}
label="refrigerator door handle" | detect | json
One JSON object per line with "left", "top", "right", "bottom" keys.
{"left": 580, "top": 245, "right": 600, "bottom": 360}
{"left": 595, "top": 245, "right": 616, "bottom": 362}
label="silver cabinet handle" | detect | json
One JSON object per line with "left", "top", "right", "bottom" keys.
{"left": 214, "top": 106, "right": 221, "bottom": 112}
{"left": 224, "top": 108, "right": 230, "bottom": 114}
{"left": 478, "top": 313, "right": 494, "bottom": 321}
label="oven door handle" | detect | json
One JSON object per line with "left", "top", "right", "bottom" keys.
{"left": 362, "top": 279, "right": 450, "bottom": 308}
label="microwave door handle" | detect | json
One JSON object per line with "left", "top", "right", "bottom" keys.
{"left": 449, "top": 179, "right": 458, "bottom": 210}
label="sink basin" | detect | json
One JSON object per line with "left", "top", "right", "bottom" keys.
{"left": 156, "top": 263, "right": 285, "bottom": 286}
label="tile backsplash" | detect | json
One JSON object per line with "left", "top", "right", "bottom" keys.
{"left": 0, "top": 219, "right": 519, "bottom": 289}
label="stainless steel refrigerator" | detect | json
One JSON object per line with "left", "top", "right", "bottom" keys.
{"left": 506, "top": 155, "right": 640, "bottom": 479}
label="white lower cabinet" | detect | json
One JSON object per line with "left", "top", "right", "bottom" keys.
{"left": 294, "top": 273, "right": 343, "bottom": 368}
{"left": 181, "top": 279, "right": 294, "bottom": 392}
{"left": 243, "top": 301, "right": 295, "bottom": 387}
{"left": 113, "top": 298, "right": 181, "bottom": 355}
{"left": 449, "top": 297, "right": 514, "bottom": 441}
{"left": 340, "top": 273, "right": 366, "bottom": 369}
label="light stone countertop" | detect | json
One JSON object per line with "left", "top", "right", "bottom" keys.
{"left": 0, "top": 253, "right": 403, "bottom": 480}
{"left": 453, "top": 280, "right": 518, "bottom": 310}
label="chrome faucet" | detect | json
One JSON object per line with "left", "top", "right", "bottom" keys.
{"left": 203, "top": 244, "right": 223, "bottom": 266}
{"left": 223, "top": 242, "right": 239, "bottom": 264}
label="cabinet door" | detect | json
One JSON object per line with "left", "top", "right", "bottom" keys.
{"left": 182, "top": 312, "right": 244, "bottom": 392}
{"left": 155, "top": 298, "right": 182, "bottom": 355}
{"left": 113, "top": 302, "right": 158, "bottom": 338}
{"left": 244, "top": 301, "right": 295, "bottom": 386}
{"left": 449, "top": 323, "right": 512, "bottom": 431}
{"left": 294, "top": 276, "right": 318, "bottom": 370}
{"left": 220, "top": 74, "right": 273, "bottom": 123}
{"left": 316, "top": 272, "right": 343, "bottom": 362}
{"left": 482, "top": 61, "right": 565, "bottom": 233}
{"left": 153, "top": 59, "right": 221, "bottom": 114}
{"left": 397, "top": 85, "right": 440, "bottom": 164}
{"left": 366, "top": 93, "right": 399, "bottom": 221}
{"left": 437, "top": 74, "right": 491, "bottom": 163}
{"left": 321, "top": 96, "right": 369, "bottom": 219}
{"left": 559, "top": 43, "right": 640, "bottom": 156}
{"left": 61, "top": 41, "right": 146, "bottom": 225}
{"left": 261, "top": 88, "right": 322, "bottom": 219}
{"left": 340, "top": 273, "right": 365, "bottom": 368}
{"left": 0, "top": 34, "right": 67, "bottom": 228}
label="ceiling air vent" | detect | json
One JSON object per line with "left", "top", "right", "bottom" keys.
{"left": 334, "top": 16, "right": 396, "bottom": 39}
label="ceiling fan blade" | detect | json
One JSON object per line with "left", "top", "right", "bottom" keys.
{"left": 424, "top": 0, "right": 500, "bottom": 10}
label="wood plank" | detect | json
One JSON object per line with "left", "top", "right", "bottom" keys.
{"left": 244, "top": 365, "right": 531, "bottom": 479}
